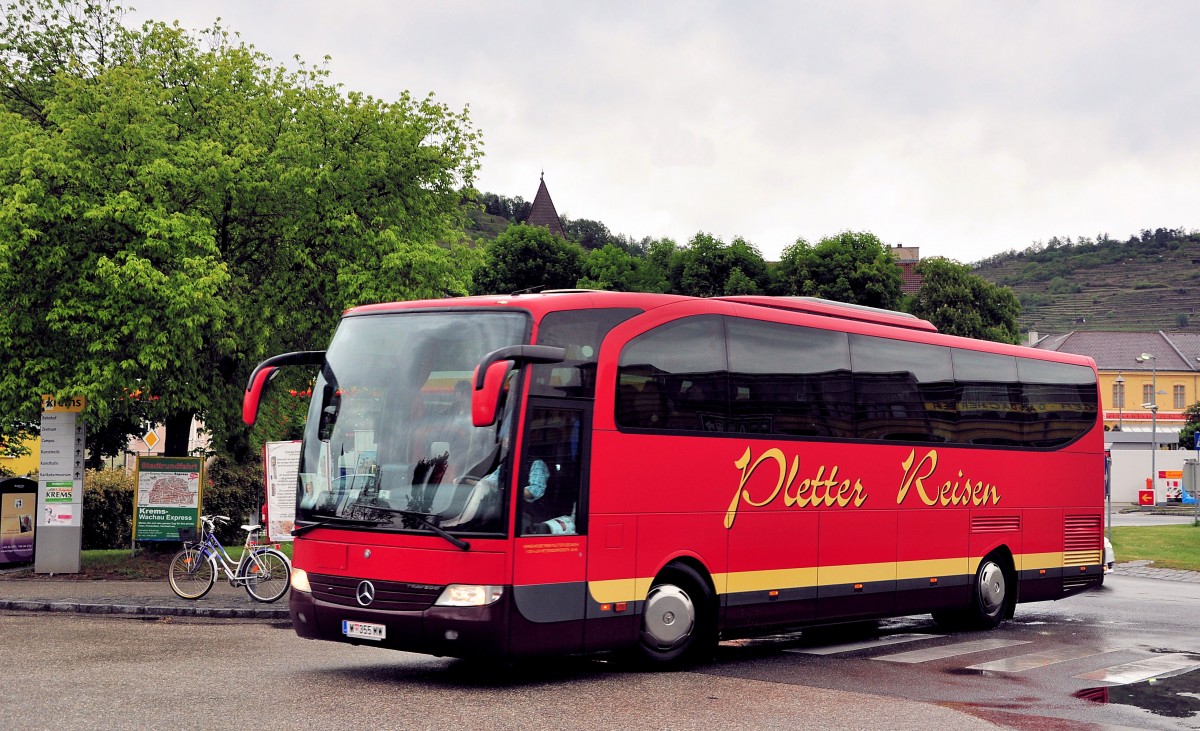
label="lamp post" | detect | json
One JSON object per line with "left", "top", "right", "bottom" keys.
{"left": 1114, "top": 372, "right": 1124, "bottom": 431}
{"left": 1137, "top": 353, "right": 1157, "bottom": 506}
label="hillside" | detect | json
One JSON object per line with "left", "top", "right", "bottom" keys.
{"left": 972, "top": 229, "right": 1200, "bottom": 335}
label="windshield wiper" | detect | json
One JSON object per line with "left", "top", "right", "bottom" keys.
{"left": 291, "top": 515, "right": 389, "bottom": 537}
{"left": 347, "top": 502, "right": 471, "bottom": 551}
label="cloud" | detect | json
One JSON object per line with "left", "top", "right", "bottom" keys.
{"left": 132, "top": 0, "right": 1200, "bottom": 261}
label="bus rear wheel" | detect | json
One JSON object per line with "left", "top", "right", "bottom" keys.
{"left": 935, "top": 552, "right": 1011, "bottom": 630}
{"left": 635, "top": 564, "right": 716, "bottom": 668}
{"left": 971, "top": 556, "right": 1009, "bottom": 628}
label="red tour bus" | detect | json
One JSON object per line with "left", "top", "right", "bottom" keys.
{"left": 243, "top": 291, "right": 1104, "bottom": 666}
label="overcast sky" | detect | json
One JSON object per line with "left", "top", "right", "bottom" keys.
{"left": 129, "top": 1, "right": 1200, "bottom": 263}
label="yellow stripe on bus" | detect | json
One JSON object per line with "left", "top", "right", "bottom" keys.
{"left": 724, "top": 567, "right": 818, "bottom": 594}
{"left": 586, "top": 552, "right": 1079, "bottom": 604}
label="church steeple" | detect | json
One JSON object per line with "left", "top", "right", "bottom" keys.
{"left": 526, "top": 171, "right": 565, "bottom": 237}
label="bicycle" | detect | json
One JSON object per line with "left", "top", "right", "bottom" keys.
{"left": 168, "top": 515, "right": 291, "bottom": 603}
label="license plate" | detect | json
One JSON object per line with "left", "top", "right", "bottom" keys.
{"left": 342, "top": 620, "right": 386, "bottom": 641}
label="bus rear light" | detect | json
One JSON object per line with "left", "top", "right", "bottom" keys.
{"left": 615, "top": 602, "right": 628, "bottom": 612}
{"left": 435, "top": 585, "right": 504, "bottom": 607}
{"left": 600, "top": 603, "right": 611, "bottom": 612}
{"left": 291, "top": 568, "right": 312, "bottom": 593}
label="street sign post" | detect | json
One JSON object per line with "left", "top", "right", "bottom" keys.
{"left": 35, "top": 395, "right": 86, "bottom": 574}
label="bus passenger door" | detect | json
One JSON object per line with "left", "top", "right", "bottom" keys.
{"left": 509, "top": 402, "right": 588, "bottom": 656}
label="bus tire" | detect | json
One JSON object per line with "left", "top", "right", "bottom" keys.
{"left": 967, "top": 552, "right": 1011, "bottom": 629}
{"left": 932, "top": 551, "right": 1012, "bottom": 631}
{"left": 635, "top": 564, "right": 716, "bottom": 669}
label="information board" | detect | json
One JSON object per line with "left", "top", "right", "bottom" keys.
{"left": 264, "top": 441, "right": 300, "bottom": 542}
{"left": 133, "top": 456, "right": 202, "bottom": 541}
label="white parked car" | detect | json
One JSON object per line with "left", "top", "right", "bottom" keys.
{"left": 1103, "top": 536, "right": 1115, "bottom": 573}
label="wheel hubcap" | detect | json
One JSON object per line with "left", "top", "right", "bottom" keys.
{"left": 642, "top": 585, "right": 695, "bottom": 650}
{"left": 978, "top": 562, "right": 1006, "bottom": 615}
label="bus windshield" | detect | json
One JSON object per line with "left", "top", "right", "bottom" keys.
{"left": 296, "top": 310, "right": 530, "bottom": 537}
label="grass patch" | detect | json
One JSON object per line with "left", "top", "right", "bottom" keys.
{"left": 1111, "top": 524, "right": 1200, "bottom": 571}
{"left": 2, "top": 543, "right": 294, "bottom": 581}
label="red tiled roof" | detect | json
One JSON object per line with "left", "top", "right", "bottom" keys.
{"left": 1032, "top": 331, "right": 1200, "bottom": 372}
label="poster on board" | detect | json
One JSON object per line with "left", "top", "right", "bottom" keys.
{"left": 264, "top": 441, "right": 300, "bottom": 542}
{"left": 134, "top": 456, "right": 202, "bottom": 541}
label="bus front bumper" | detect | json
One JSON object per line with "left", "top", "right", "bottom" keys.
{"left": 289, "top": 588, "right": 510, "bottom": 659}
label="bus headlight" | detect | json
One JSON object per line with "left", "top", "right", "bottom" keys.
{"left": 291, "top": 567, "right": 312, "bottom": 593}
{"left": 434, "top": 585, "right": 503, "bottom": 607}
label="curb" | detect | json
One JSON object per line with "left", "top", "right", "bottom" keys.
{"left": 0, "top": 598, "right": 289, "bottom": 619}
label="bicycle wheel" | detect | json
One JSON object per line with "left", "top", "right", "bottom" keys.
{"left": 168, "top": 548, "right": 216, "bottom": 600}
{"left": 238, "top": 549, "right": 291, "bottom": 603}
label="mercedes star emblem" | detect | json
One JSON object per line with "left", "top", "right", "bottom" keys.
{"left": 356, "top": 580, "right": 376, "bottom": 607}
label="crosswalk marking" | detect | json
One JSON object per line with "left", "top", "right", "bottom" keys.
{"left": 1074, "top": 653, "right": 1200, "bottom": 684}
{"left": 785, "top": 633, "right": 939, "bottom": 656}
{"left": 966, "top": 646, "right": 1115, "bottom": 673}
{"left": 875, "top": 638, "right": 1031, "bottom": 664}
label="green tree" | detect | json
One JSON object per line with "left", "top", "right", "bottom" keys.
{"left": 775, "top": 231, "right": 903, "bottom": 309}
{"left": 0, "top": 1, "right": 481, "bottom": 458}
{"left": 909, "top": 257, "right": 1021, "bottom": 344}
{"left": 577, "top": 243, "right": 669, "bottom": 293}
{"left": 723, "top": 268, "right": 761, "bottom": 296}
{"left": 563, "top": 218, "right": 614, "bottom": 251}
{"left": 470, "top": 224, "right": 584, "bottom": 295}
{"left": 673, "top": 233, "right": 769, "bottom": 297}
{"left": 1179, "top": 402, "right": 1200, "bottom": 450}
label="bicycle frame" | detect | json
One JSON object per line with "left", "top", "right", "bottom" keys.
{"left": 189, "top": 522, "right": 276, "bottom": 587}
{"left": 170, "top": 514, "right": 291, "bottom": 603}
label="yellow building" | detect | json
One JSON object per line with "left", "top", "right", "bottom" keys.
{"left": 2, "top": 419, "right": 210, "bottom": 477}
{"left": 0, "top": 436, "right": 41, "bottom": 476}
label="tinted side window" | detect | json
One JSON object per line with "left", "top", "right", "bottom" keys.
{"left": 532, "top": 308, "right": 641, "bottom": 398}
{"left": 617, "top": 316, "right": 729, "bottom": 432}
{"left": 850, "top": 336, "right": 955, "bottom": 442}
{"left": 953, "top": 350, "right": 1022, "bottom": 445}
{"left": 727, "top": 319, "right": 853, "bottom": 438}
{"left": 1017, "top": 360, "right": 1098, "bottom": 447}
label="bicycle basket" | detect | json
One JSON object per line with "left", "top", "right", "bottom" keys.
{"left": 177, "top": 526, "right": 198, "bottom": 543}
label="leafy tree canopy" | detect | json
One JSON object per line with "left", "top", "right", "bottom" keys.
{"left": 775, "top": 231, "right": 903, "bottom": 309}
{"left": 578, "top": 243, "right": 668, "bottom": 293}
{"left": 669, "top": 232, "right": 769, "bottom": 297}
{"left": 1180, "top": 401, "right": 1200, "bottom": 450}
{"left": 0, "top": 0, "right": 481, "bottom": 458}
{"left": 470, "top": 224, "right": 584, "bottom": 295}
{"left": 910, "top": 257, "right": 1021, "bottom": 344}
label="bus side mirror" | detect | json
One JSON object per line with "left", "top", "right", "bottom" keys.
{"left": 470, "top": 345, "right": 567, "bottom": 427}
{"left": 472, "top": 361, "right": 512, "bottom": 428}
{"left": 243, "top": 367, "right": 278, "bottom": 426}
{"left": 242, "top": 350, "right": 326, "bottom": 426}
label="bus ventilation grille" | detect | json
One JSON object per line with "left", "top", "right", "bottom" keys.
{"left": 1063, "top": 514, "right": 1102, "bottom": 567}
{"left": 309, "top": 573, "right": 443, "bottom": 612}
{"left": 971, "top": 515, "right": 1020, "bottom": 533}
{"left": 1063, "top": 575, "right": 1096, "bottom": 591}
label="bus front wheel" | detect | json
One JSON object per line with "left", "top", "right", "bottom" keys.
{"left": 635, "top": 564, "right": 716, "bottom": 668}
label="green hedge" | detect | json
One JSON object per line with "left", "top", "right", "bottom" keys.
{"left": 82, "top": 468, "right": 136, "bottom": 550}
{"left": 82, "top": 458, "right": 265, "bottom": 549}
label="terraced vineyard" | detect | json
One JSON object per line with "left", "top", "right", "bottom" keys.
{"left": 973, "top": 234, "right": 1200, "bottom": 334}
